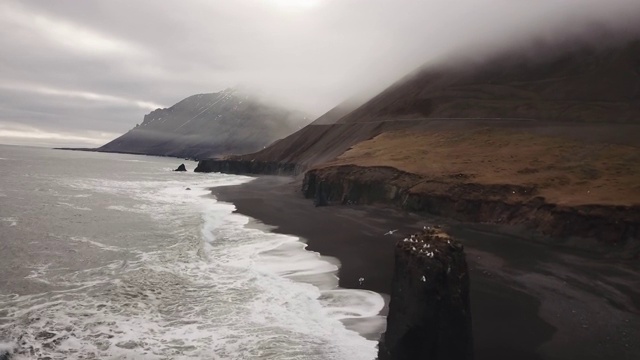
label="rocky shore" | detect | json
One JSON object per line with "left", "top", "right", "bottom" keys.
{"left": 195, "top": 159, "right": 639, "bottom": 256}
{"left": 194, "top": 158, "right": 302, "bottom": 175}
{"left": 302, "top": 165, "right": 640, "bottom": 256}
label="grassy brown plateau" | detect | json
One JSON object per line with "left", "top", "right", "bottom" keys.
{"left": 324, "top": 127, "right": 640, "bottom": 207}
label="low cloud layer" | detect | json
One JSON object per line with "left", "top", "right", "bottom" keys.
{"left": 1, "top": 0, "right": 640, "bottom": 147}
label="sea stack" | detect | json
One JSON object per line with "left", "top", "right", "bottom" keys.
{"left": 378, "top": 227, "right": 473, "bottom": 360}
{"left": 174, "top": 164, "right": 187, "bottom": 172}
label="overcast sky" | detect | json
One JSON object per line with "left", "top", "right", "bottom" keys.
{"left": 1, "top": 0, "right": 640, "bottom": 147}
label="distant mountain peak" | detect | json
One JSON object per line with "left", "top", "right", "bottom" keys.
{"left": 98, "top": 90, "right": 311, "bottom": 159}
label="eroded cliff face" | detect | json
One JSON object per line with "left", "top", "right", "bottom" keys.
{"left": 379, "top": 228, "right": 473, "bottom": 360}
{"left": 302, "top": 165, "right": 640, "bottom": 252}
{"left": 193, "top": 159, "right": 303, "bottom": 175}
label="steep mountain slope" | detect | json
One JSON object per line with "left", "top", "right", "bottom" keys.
{"left": 98, "top": 89, "right": 309, "bottom": 159}
{"left": 339, "top": 40, "right": 640, "bottom": 123}
{"left": 196, "top": 39, "right": 640, "bottom": 250}
{"left": 308, "top": 97, "right": 367, "bottom": 125}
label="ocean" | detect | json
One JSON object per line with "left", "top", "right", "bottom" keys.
{"left": 0, "top": 145, "right": 385, "bottom": 359}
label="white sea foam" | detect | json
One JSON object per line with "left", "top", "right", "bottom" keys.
{"left": 118, "top": 159, "right": 152, "bottom": 163}
{"left": 0, "top": 173, "right": 385, "bottom": 359}
{"left": 0, "top": 341, "right": 16, "bottom": 357}
{"left": 69, "top": 236, "right": 124, "bottom": 252}
{"left": 56, "top": 202, "right": 92, "bottom": 211}
{"left": 0, "top": 217, "right": 17, "bottom": 226}
{"left": 106, "top": 204, "right": 144, "bottom": 213}
{"left": 25, "top": 263, "right": 52, "bottom": 284}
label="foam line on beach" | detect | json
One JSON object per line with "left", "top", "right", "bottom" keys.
{"left": 205, "top": 198, "right": 387, "bottom": 342}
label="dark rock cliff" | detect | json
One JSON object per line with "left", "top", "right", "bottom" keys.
{"left": 302, "top": 165, "right": 640, "bottom": 254}
{"left": 193, "top": 159, "right": 304, "bottom": 175}
{"left": 379, "top": 227, "right": 473, "bottom": 360}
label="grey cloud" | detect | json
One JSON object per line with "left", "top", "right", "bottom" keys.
{"left": 1, "top": 0, "right": 640, "bottom": 147}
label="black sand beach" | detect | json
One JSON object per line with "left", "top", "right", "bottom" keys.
{"left": 212, "top": 176, "right": 640, "bottom": 360}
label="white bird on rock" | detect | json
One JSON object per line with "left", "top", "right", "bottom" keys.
{"left": 384, "top": 229, "right": 398, "bottom": 235}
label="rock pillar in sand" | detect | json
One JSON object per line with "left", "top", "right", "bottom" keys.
{"left": 378, "top": 227, "right": 473, "bottom": 360}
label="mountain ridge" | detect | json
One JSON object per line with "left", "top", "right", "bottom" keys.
{"left": 338, "top": 40, "right": 640, "bottom": 123}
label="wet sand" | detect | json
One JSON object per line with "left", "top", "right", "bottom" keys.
{"left": 211, "top": 175, "right": 640, "bottom": 360}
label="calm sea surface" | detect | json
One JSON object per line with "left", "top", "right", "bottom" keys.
{"left": 0, "top": 145, "right": 384, "bottom": 359}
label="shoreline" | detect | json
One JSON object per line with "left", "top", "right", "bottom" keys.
{"left": 228, "top": 213, "right": 388, "bottom": 342}
{"left": 212, "top": 175, "right": 640, "bottom": 360}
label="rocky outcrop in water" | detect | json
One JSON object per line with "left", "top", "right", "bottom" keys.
{"left": 174, "top": 164, "right": 187, "bottom": 172}
{"left": 378, "top": 227, "right": 473, "bottom": 360}
{"left": 0, "top": 350, "right": 11, "bottom": 360}
{"left": 302, "top": 165, "right": 640, "bottom": 253}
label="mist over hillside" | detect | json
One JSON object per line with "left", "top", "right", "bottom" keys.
{"left": 338, "top": 37, "right": 640, "bottom": 124}
{"left": 200, "top": 33, "right": 639, "bottom": 172}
